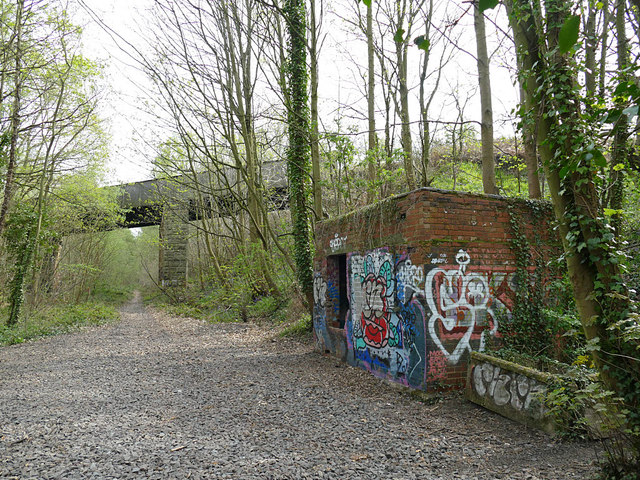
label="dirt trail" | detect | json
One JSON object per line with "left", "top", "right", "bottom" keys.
{"left": 0, "top": 293, "right": 598, "bottom": 479}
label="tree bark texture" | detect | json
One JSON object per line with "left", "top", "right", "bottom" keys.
{"left": 473, "top": 1, "right": 498, "bottom": 195}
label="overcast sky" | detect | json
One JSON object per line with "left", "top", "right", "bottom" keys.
{"left": 74, "top": 0, "right": 520, "bottom": 186}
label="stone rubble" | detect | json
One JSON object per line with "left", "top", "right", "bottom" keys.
{"left": 0, "top": 294, "right": 598, "bottom": 479}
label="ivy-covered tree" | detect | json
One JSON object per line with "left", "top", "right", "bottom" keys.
{"left": 0, "top": 3, "right": 109, "bottom": 323}
{"left": 500, "top": 0, "right": 640, "bottom": 473}
{"left": 284, "top": 0, "right": 314, "bottom": 308}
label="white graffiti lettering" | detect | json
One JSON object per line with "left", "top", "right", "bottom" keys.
{"left": 425, "top": 249, "right": 498, "bottom": 365}
{"left": 472, "top": 362, "right": 545, "bottom": 417}
{"left": 313, "top": 276, "right": 327, "bottom": 308}
{"left": 396, "top": 259, "right": 424, "bottom": 296}
{"left": 330, "top": 233, "right": 348, "bottom": 252}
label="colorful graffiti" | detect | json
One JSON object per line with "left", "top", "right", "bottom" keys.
{"left": 361, "top": 272, "right": 391, "bottom": 348}
{"left": 314, "top": 247, "right": 517, "bottom": 388}
{"left": 348, "top": 251, "right": 426, "bottom": 387}
{"left": 425, "top": 249, "right": 512, "bottom": 365}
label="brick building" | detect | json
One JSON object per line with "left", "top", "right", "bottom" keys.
{"left": 312, "top": 188, "right": 560, "bottom": 390}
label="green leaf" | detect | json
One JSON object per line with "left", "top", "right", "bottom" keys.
{"left": 604, "top": 208, "right": 624, "bottom": 216}
{"left": 394, "top": 28, "right": 405, "bottom": 43}
{"left": 414, "top": 35, "right": 430, "bottom": 51}
{"left": 361, "top": 0, "right": 372, "bottom": 6}
{"left": 592, "top": 149, "right": 607, "bottom": 168}
{"left": 479, "top": 0, "right": 499, "bottom": 11}
{"left": 613, "top": 81, "right": 636, "bottom": 97}
{"left": 604, "top": 109, "right": 622, "bottom": 124}
{"left": 558, "top": 15, "right": 580, "bottom": 54}
{"left": 623, "top": 105, "right": 639, "bottom": 118}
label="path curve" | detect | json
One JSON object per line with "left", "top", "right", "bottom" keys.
{"left": 0, "top": 294, "right": 597, "bottom": 479}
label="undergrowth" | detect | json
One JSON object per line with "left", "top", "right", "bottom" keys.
{"left": 0, "top": 301, "right": 120, "bottom": 346}
{"left": 144, "top": 285, "right": 294, "bottom": 326}
{"left": 144, "top": 240, "right": 311, "bottom": 337}
{"left": 279, "top": 313, "right": 311, "bottom": 338}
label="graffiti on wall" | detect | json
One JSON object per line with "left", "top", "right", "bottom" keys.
{"left": 425, "top": 249, "right": 514, "bottom": 365}
{"left": 314, "top": 246, "right": 518, "bottom": 387}
{"left": 472, "top": 361, "right": 546, "bottom": 417}
{"left": 347, "top": 251, "right": 426, "bottom": 387}
{"left": 313, "top": 275, "right": 329, "bottom": 348}
{"left": 330, "top": 233, "right": 348, "bottom": 253}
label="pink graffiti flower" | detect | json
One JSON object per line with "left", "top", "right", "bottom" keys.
{"left": 361, "top": 273, "right": 390, "bottom": 349}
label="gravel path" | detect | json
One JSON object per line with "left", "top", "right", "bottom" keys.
{"left": 0, "top": 293, "right": 599, "bottom": 479}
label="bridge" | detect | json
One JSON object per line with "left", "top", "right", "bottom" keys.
{"left": 116, "top": 163, "right": 288, "bottom": 287}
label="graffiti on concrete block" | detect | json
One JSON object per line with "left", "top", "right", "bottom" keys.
{"left": 472, "top": 362, "right": 546, "bottom": 417}
{"left": 425, "top": 249, "right": 513, "bottom": 365}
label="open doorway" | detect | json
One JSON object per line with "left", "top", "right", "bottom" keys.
{"left": 327, "top": 254, "right": 349, "bottom": 329}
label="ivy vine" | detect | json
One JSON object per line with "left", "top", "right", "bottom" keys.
{"left": 284, "top": 0, "right": 314, "bottom": 300}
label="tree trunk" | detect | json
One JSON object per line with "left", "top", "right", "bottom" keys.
{"left": 584, "top": 2, "right": 597, "bottom": 96}
{"left": 396, "top": 34, "right": 416, "bottom": 191}
{"left": 0, "top": 0, "right": 25, "bottom": 236}
{"left": 310, "top": 0, "right": 323, "bottom": 220}
{"left": 366, "top": 0, "right": 377, "bottom": 203}
{"left": 474, "top": 1, "right": 497, "bottom": 195}
{"left": 285, "top": 0, "right": 314, "bottom": 309}
{"left": 506, "top": 0, "right": 640, "bottom": 442}
{"left": 516, "top": 72, "right": 541, "bottom": 198}
{"left": 608, "top": 0, "right": 629, "bottom": 236}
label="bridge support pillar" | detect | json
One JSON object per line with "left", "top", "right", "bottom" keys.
{"left": 159, "top": 205, "right": 189, "bottom": 287}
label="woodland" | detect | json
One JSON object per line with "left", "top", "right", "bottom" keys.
{"left": 1, "top": 0, "right": 640, "bottom": 477}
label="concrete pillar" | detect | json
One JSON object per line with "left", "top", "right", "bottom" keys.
{"left": 159, "top": 205, "right": 189, "bottom": 287}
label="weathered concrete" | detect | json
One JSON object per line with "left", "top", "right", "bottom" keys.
{"left": 159, "top": 205, "right": 189, "bottom": 287}
{"left": 465, "top": 352, "right": 556, "bottom": 434}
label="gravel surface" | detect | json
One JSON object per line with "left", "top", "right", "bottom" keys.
{"left": 0, "top": 293, "right": 599, "bottom": 479}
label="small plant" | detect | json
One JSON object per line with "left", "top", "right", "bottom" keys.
{"left": 279, "top": 314, "right": 312, "bottom": 338}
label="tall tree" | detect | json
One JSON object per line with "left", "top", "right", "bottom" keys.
{"left": 503, "top": 0, "right": 640, "bottom": 468}
{"left": 284, "top": 0, "right": 313, "bottom": 307}
{"left": 391, "top": 0, "right": 421, "bottom": 190}
{"left": 0, "top": 0, "right": 25, "bottom": 236}
{"left": 365, "top": 0, "right": 377, "bottom": 202}
{"left": 309, "top": 0, "right": 323, "bottom": 221}
{"left": 607, "top": 0, "right": 630, "bottom": 235}
{"left": 473, "top": 0, "right": 498, "bottom": 195}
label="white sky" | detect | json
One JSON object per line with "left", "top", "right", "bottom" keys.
{"left": 74, "top": 0, "right": 520, "bottom": 186}
{"left": 74, "top": 0, "right": 157, "bottom": 185}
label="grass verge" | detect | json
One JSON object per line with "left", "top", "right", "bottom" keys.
{"left": 0, "top": 302, "right": 120, "bottom": 346}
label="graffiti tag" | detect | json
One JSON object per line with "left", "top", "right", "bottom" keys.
{"left": 472, "top": 362, "right": 545, "bottom": 416}
{"left": 425, "top": 249, "right": 499, "bottom": 365}
{"left": 330, "top": 233, "right": 348, "bottom": 252}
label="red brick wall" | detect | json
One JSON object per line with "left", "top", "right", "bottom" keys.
{"left": 312, "top": 188, "right": 560, "bottom": 391}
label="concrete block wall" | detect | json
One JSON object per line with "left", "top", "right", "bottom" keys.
{"left": 313, "top": 188, "right": 560, "bottom": 391}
